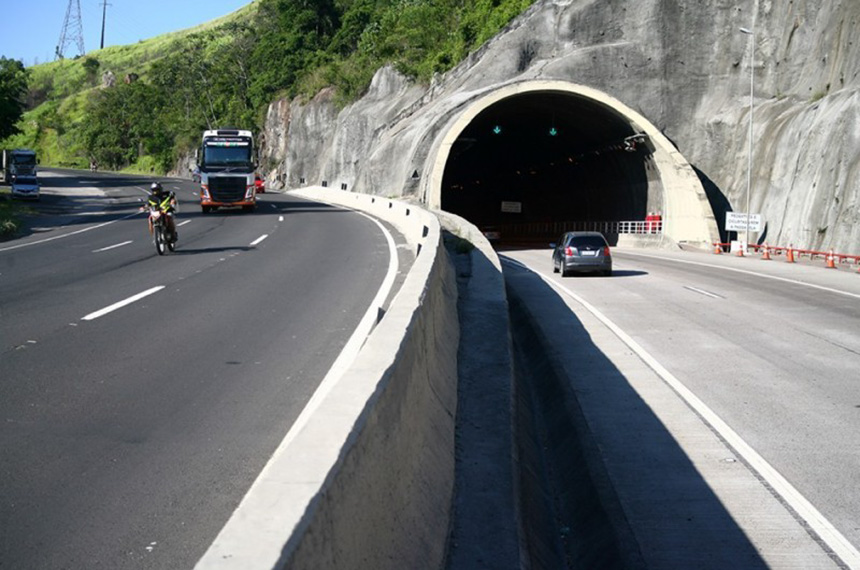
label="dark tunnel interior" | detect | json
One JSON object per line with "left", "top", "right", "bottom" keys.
{"left": 441, "top": 92, "right": 656, "bottom": 245}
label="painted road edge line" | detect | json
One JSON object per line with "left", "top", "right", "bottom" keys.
{"left": 198, "top": 211, "right": 399, "bottom": 564}
{"left": 82, "top": 286, "right": 165, "bottom": 321}
{"left": 527, "top": 264, "right": 860, "bottom": 569}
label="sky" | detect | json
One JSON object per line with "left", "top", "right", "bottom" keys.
{"left": 0, "top": 0, "right": 253, "bottom": 67}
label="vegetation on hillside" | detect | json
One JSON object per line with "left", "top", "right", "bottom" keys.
{"left": 1, "top": 0, "right": 533, "bottom": 174}
{"left": 0, "top": 57, "right": 29, "bottom": 140}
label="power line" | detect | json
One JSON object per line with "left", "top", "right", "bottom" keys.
{"left": 56, "top": 0, "right": 86, "bottom": 59}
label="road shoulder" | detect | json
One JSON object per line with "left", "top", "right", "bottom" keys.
{"left": 503, "top": 257, "right": 841, "bottom": 569}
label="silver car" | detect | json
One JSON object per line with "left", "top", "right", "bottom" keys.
{"left": 11, "top": 176, "right": 40, "bottom": 201}
{"left": 552, "top": 231, "right": 612, "bottom": 276}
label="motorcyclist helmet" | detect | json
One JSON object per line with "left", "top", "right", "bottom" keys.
{"left": 150, "top": 182, "right": 164, "bottom": 195}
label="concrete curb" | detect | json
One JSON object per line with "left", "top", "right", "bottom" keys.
{"left": 196, "top": 188, "right": 460, "bottom": 569}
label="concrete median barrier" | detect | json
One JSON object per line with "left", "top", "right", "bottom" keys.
{"left": 196, "top": 187, "right": 459, "bottom": 569}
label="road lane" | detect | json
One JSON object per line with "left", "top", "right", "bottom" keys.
{"left": 502, "top": 246, "right": 860, "bottom": 566}
{"left": 1, "top": 173, "right": 395, "bottom": 569}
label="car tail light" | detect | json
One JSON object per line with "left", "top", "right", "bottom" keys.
{"left": 565, "top": 246, "right": 576, "bottom": 256}
{"left": 603, "top": 246, "right": 611, "bottom": 256}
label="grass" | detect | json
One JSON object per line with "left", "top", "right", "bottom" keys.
{"left": 0, "top": 193, "right": 25, "bottom": 238}
{"left": 6, "top": 3, "right": 260, "bottom": 170}
{"left": 5, "top": 0, "right": 536, "bottom": 173}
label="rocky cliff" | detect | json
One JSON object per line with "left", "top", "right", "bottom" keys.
{"left": 260, "top": 0, "right": 860, "bottom": 253}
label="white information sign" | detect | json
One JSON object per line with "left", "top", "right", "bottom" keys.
{"left": 501, "top": 201, "right": 522, "bottom": 213}
{"left": 725, "top": 212, "right": 763, "bottom": 232}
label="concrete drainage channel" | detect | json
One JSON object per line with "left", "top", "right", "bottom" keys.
{"left": 507, "top": 289, "right": 640, "bottom": 569}
{"left": 439, "top": 210, "right": 637, "bottom": 569}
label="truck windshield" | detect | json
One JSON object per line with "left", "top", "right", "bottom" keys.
{"left": 202, "top": 140, "right": 252, "bottom": 167}
{"left": 14, "top": 155, "right": 36, "bottom": 166}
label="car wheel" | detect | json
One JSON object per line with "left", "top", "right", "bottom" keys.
{"left": 603, "top": 269, "right": 612, "bottom": 277}
{"left": 553, "top": 258, "right": 559, "bottom": 273}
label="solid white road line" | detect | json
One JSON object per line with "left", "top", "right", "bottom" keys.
{"left": 199, "top": 212, "right": 399, "bottom": 566}
{"left": 92, "top": 240, "right": 133, "bottom": 253}
{"left": 251, "top": 213, "right": 396, "bottom": 457}
{"left": 517, "top": 259, "right": 860, "bottom": 569}
{"left": 81, "top": 286, "right": 165, "bottom": 321}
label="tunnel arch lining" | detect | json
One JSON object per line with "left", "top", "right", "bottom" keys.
{"left": 423, "top": 80, "right": 718, "bottom": 246}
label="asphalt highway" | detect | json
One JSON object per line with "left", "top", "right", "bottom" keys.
{"left": 0, "top": 170, "right": 393, "bottom": 569}
{"left": 502, "top": 246, "right": 860, "bottom": 567}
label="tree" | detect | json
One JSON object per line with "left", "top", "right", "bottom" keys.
{"left": 0, "top": 57, "right": 29, "bottom": 140}
{"left": 82, "top": 81, "right": 171, "bottom": 170}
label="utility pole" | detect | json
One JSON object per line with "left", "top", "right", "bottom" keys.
{"left": 100, "top": 0, "right": 111, "bottom": 50}
{"left": 56, "top": 0, "right": 86, "bottom": 60}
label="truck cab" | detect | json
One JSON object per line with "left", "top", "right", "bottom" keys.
{"left": 195, "top": 129, "right": 257, "bottom": 213}
{"left": 2, "top": 148, "right": 38, "bottom": 184}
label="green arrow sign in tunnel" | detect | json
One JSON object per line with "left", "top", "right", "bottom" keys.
{"left": 425, "top": 81, "right": 719, "bottom": 248}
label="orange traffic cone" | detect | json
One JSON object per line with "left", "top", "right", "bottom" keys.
{"left": 714, "top": 243, "right": 722, "bottom": 254}
{"left": 736, "top": 244, "right": 745, "bottom": 257}
{"left": 826, "top": 250, "right": 837, "bottom": 269}
{"left": 761, "top": 245, "right": 771, "bottom": 260}
{"left": 786, "top": 247, "right": 795, "bottom": 263}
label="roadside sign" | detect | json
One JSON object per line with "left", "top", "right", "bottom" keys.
{"left": 725, "top": 212, "right": 763, "bottom": 232}
{"left": 501, "top": 201, "right": 522, "bottom": 213}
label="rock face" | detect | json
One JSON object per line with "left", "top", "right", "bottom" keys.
{"left": 261, "top": 0, "right": 860, "bottom": 253}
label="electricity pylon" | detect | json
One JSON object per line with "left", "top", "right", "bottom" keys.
{"left": 56, "top": 0, "right": 86, "bottom": 60}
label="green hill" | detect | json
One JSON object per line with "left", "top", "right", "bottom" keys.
{"left": 2, "top": 0, "right": 533, "bottom": 174}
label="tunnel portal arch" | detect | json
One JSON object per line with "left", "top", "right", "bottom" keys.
{"left": 424, "top": 81, "right": 718, "bottom": 247}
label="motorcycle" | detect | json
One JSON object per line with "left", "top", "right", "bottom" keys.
{"left": 148, "top": 206, "right": 176, "bottom": 255}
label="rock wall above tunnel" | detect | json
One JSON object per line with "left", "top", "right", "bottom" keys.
{"left": 261, "top": 0, "right": 860, "bottom": 253}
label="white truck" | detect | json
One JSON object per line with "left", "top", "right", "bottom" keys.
{"left": 194, "top": 129, "right": 257, "bottom": 213}
{"left": 2, "top": 149, "right": 40, "bottom": 200}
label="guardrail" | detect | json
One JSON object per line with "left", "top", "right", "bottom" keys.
{"left": 713, "top": 242, "right": 860, "bottom": 271}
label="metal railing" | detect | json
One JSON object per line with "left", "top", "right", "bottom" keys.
{"left": 488, "top": 219, "right": 663, "bottom": 239}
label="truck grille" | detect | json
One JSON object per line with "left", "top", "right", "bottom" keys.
{"left": 208, "top": 176, "right": 246, "bottom": 202}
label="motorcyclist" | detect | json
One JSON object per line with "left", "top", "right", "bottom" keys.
{"left": 145, "top": 182, "right": 178, "bottom": 241}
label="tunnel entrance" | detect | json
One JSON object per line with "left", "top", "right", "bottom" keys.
{"left": 440, "top": 91, "right": 656, "bottom": 246}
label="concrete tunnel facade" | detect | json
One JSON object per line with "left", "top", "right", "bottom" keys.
{"left": 422, "top": 80, "right": 719, "bottom": 247}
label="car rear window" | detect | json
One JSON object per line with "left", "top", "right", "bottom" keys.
{"left": 568, "top": 236, "right": 607, "bottom": 249}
